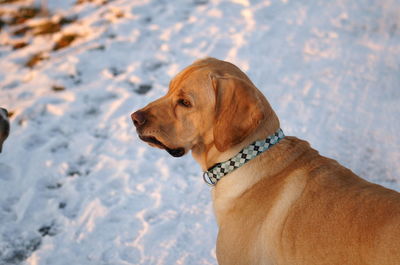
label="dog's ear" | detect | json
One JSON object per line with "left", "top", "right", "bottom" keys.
{"left": 211, "top": 74, "right": 264, "bottom": 152}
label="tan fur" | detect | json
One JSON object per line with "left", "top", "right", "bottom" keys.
{"left": 132, "top": 57, "right": 400, "bottom": 265}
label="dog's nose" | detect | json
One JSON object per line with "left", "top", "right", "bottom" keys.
{"left": 131, "top": 110, "right": 146, "bottom": 127}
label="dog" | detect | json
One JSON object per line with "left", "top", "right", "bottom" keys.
{"left": 131, "top": 57, "right": 400, "bottom": 265}
{"left": 0, "top": 108, "right": 10, "bottom": 153}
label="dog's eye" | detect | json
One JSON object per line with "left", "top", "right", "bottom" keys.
{"left": 178, "top": 99, "right": 192, "bottom": 108}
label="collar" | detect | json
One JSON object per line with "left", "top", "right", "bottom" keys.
{"left": 203, "top": 128, "right": 285, "bottom": 186}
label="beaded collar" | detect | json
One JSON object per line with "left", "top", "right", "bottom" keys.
{"left": 203, "top": 128, "right": 285, "bottom": 186}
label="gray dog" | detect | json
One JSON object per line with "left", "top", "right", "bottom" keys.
{"left": 0, "top": 108, "right": 10, "bottom": 153}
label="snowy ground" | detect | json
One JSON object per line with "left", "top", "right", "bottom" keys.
{"left": 0, "top": 0, "right": 399, "bottom": 264}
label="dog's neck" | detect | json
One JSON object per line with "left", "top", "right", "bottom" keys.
{"left": 211, "top": 136, "right": 313, "bottom": 226}
{"left": 192, "top": 122, "right": 281, "bottom": 173}
{"left": 192, "top": 96, "right": 281, "bottom": 177}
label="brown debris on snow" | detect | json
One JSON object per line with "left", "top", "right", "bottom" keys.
{"left": 53, "top": 33, "right": 80, "bottom": 51}
{"left": 12, "top": 41, "right": 28, "bottom": 50}
{"left": 9, "top": 6, "right": 41, "bottom": 25}
{"left": 51, "top": 85, "right": 66, "bottom": 92}
{"left": 25, "top": 52, "right": 48, "bottom": 68}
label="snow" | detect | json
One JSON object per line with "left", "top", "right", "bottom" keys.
{"left": 0, "top": 0, "right": 399, "bottom": 264}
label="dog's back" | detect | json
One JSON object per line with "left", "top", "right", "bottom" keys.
{"left": 276, "top": 138, "right": 400, "bottom": 265}
{"left": 215, "top": 136, "right": 400, "bottom": 265}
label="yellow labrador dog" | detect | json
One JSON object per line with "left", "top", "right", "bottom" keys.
{"left": 131, "top": 58, "right": 400, "bottom": 265}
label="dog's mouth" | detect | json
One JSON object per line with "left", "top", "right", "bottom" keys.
{"left": 139, "top": 135, "right": 165, "bottom": 148}
{"left": 138, "top": 135, "right": 185, "bottom": 157}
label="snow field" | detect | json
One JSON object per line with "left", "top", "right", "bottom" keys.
{"left": 0, "top": 0, "right": 399, "bottom": 264}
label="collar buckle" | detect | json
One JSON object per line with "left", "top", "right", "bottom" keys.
{"left": 203, "top": 172, "right": 216, "bottom": 186}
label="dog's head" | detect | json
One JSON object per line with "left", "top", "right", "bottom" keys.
{"left": 131, "top": 58, "right": 279, "bottom": 161}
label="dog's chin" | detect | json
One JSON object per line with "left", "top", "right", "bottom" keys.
{"left": 165, "top": 147, "right": 185, "bottom": 157}
{"left": 138, "top": 135, "right": 186, "bottom": 157}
